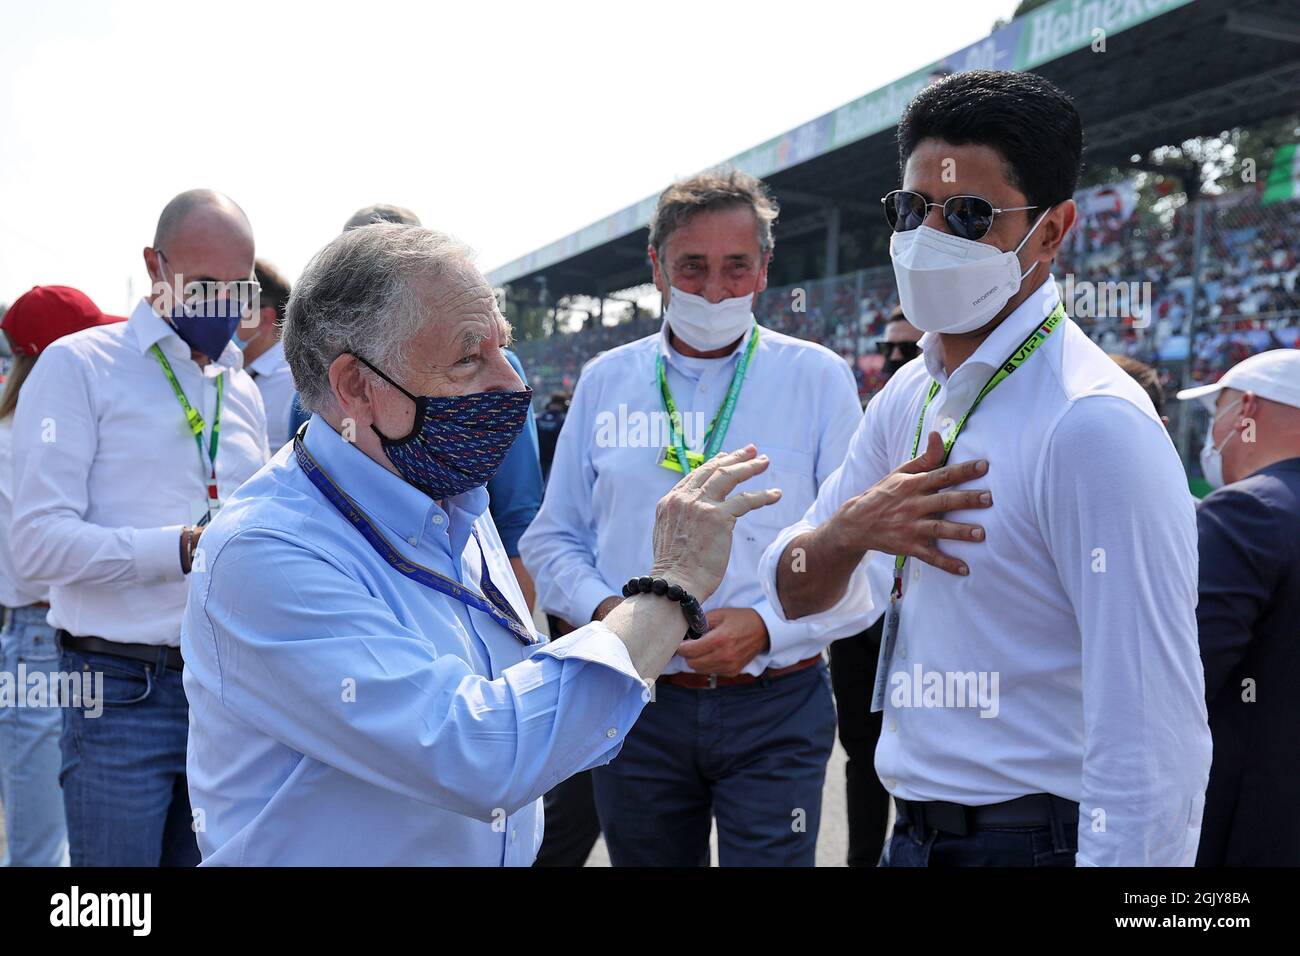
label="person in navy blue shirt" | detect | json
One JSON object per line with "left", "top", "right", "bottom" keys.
{"left": 489, "top": 350, "right": 543, "bottom": 609}
{"left": 1177, "top": 348, "right": 1300, "bottom": 866}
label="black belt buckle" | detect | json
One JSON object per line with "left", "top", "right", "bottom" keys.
{"left": 932, "top": 802, "right": 969, "bottom": 837}
{"left": 901, "top": 798, "right": 969, "bottom": 837}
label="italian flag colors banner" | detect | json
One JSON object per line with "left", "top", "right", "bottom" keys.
{"left": 1262, "top": 143, "right": 1300, "bottom": 206}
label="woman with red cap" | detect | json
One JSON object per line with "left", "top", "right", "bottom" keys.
{"left": 0, "top": 285, "right": 122, "bottom": 866}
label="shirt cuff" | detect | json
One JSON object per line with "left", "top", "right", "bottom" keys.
{"left": 753, "top": 597, "right": 820, "bottom": 666}
{"left": 133, "top": 525, "right": 188, "bottom": 584}
{"left": 533, "top": 619, "right": 643, "bottom": 683}
{"left": 757, "top": 519, "right": 878, "bottom": 633}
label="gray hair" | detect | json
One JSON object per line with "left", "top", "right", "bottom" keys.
{"left": 342, "top": 203, "right": 422, "bottom": 232}
{"left": 648, "top": 167, "right": 779, "bottom": 261}
{"left": 283, "top": 224, "right": 474, "bottom": 415}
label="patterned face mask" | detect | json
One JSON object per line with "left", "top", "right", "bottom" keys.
{"left": 355, "top": 354, "right": 532, "bottom": 501}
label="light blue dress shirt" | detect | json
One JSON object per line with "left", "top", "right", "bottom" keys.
{"left": 181, "top": 414, "right": 648, "bottom": 865}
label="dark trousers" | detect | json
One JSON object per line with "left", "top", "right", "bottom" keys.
{"left": 59, "top": 646, "right": 200, "bottom": 867}
{"left": 534, "top": 770, "right": 601, "bottom": 867}
{"left": 828, "top": 619, "right": 891, "bottom": 866}
{"left": 591, "top": 660, "right": 836, "bottom": 867}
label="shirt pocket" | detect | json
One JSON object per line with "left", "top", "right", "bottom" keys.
{"left": 735, "top": 444, "right": 817, "bottom": 541}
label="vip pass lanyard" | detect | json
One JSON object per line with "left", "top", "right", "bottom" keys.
{"left": 870, "top": 303, "right": 1065, "bottom": 712}
{"left": 150, "top": 345, "right": 223, "bottom": 519}
{"left": 656, "top": 325, "right": 759, "bottom": 474}
{"left": 292, "top": 428, "right": 540, "bottom": 647}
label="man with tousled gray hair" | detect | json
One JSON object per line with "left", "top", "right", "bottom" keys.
{"left": 180, "top": 223, "right": 785, "bottom": 865}
{"left": 11, "top": 189, "right": 268, "bottom": 865}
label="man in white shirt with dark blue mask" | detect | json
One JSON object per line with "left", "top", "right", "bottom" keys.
{"left": 12, "top": 189, "right": 269, "bottom": 866}
{"left": 760, "top": 70, "right": 1211, "bottom": 867}
{"left": 521, "top": 169, "right": 989, "bottom": 866}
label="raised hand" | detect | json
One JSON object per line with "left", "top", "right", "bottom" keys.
{"left": 649, "top": 444, "right": 782, "bottom": 601}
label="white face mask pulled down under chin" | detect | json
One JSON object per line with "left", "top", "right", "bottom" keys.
{"left": 1199, "top": 398, "right": 1242, "bottom": 489}
{"left": 888, "top": 207, "right": 1052, "bottom": 335}
{"left": 663, "top": 286, "right": 755, "bottom": 351}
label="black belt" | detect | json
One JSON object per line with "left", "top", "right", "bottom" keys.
{"left": 58, "top": 631, "right": 184, "bottom": 672}
{"left": 894, "top": 793, "right": 1078, "bottom": 837}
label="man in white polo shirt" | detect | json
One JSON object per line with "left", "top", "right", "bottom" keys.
{"left": 12, "top": 188, "right": 269, "bottom": 866}
{"left": 761, "top": 71, "right": 1211, "bottom": 867}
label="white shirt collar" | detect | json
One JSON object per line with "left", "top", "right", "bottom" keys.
{"left": 246, "top": 338, "right": 286, "bottom": 375}
{"left": 920, "top": 275, "right": 1062, "bottom": 386}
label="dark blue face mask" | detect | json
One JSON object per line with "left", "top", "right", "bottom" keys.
{"left": 168, "top": 297, "right": 242, "bottom": 359}
{"left": 355, "top": 354, "right": 533, "bottom": 502}
{"left": 155, "top": 252, "right": 250, "bottom": 358}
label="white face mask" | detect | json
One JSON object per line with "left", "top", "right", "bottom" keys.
{"left": 663, "top": 285, "right": 755, "bottom": 351}
{"left": 888, "top": 208, "right": 1051, "bottom": 335}
{"left": 1199, "top": 398, "right": 1242, "bottom": 489}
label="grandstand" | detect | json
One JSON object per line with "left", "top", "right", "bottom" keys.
{"left": 496, "top": 0, "right": 1300, "bottom": 474}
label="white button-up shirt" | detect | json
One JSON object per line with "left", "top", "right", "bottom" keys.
{"left": 520, "top": 319, "right": 872, "bottom": 675}
{"left": 0, "top": 419, "right": 46, "bottom": 607}
{"left": 759, "top": 277, "right": 1212, "bottom": 866}
{"left": 245, "top": 339, "right": 295, "bottom": 452}
{"left": 11, "top": 299, "right": 269, "bottom": 646}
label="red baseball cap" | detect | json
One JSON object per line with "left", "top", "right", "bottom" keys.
{"left": 2, "top": 286, "right": 125, "bottom": 357}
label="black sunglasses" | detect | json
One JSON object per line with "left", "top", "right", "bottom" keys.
{"left": 876, "top": 339, "right": 921, "bottom": 361}
{"left": 881, "top": 189, "right": 1038, "bottom": 242}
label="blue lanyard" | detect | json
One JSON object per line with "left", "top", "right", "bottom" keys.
{"left": 293, "top": 426, "right": 540, "bottom": 647}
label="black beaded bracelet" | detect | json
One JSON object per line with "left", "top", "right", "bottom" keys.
{"left": 621, "top": 576, "right": 707, "bottom": 639}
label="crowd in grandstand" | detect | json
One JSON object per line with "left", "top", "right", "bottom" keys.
{"left": 511, "top": 188, "right": 1300, "bottom": 426}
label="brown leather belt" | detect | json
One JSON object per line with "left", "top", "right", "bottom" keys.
{"left": 657, "top": 654, "right": 821, "bottom": 690}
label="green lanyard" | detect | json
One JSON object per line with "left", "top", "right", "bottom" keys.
{"left": 870, "top": 303, "right": 1065, "bottom": 714}
{"left": 891, "top": 302, "right": 1066, "bottom": 596}
{"left": 149, "top": 344, "right": 223, "bottom": 513}
{"left": 656, "top": 324, "right": 760, "bottom": 474}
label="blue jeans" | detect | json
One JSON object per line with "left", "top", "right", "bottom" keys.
{"left": 592, "top": 659, "right": 837, "bottom": 866}
{"left": 0, "top": 605, "right": 69, "bottom": 866}
{"left": 885, "top": 807, "right": 1078, "bottom": 867}
{"left": 59, "top": 645, "right": 199, "bottom": 866}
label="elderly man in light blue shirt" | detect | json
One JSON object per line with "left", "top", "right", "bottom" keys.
{"left": 181, "top": 223, "right": 782, "bottom": 865}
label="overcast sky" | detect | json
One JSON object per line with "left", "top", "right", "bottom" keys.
{"left": 0, "top": 0, "right": 1014, "bottom": 314}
